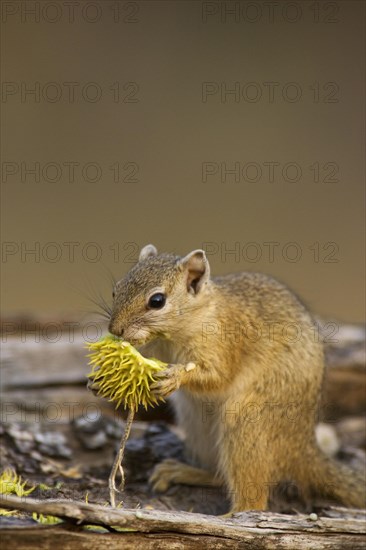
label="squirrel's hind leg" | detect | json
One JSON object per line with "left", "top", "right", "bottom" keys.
{"left": 220, "top": 432, "right": 272, "bottom": 512}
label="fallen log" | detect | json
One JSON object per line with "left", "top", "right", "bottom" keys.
{"left": 0, "top": 495, "right": 365, "bottom": 549}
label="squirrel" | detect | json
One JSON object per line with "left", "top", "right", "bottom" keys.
{"left": 107, "top": 244, "right": 366, "bottom": 512}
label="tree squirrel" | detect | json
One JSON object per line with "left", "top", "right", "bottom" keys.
{"left": 108, "top": 244, "right": 365, "bottom": 512}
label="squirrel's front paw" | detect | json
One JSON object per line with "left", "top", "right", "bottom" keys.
{"left": 150, "top": 364, "right": 185, "bottom": 398}
{"left": 86, "top": 376, "right": 99, "bottom": 396}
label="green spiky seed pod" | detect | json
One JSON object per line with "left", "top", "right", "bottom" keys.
{"left": 87, "top": 335, "right": 167, "bottom": 411}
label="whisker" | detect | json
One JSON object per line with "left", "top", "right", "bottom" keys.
{"left": 86, "top": 309, "right": 111, "bottom": 321}
{"left": 78, "top": 287, "right": 113, "bottom": 320}
{"left": 90, "top": 297, "right": 111, "bottom": 315}
{"left": 96, "top": 290, "right": 112, "bottom": 316}
{"left": 101, "top": 263, "right": 117, "bottom": 288}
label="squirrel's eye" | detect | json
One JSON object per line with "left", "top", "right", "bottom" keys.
{"left": 112, "top": 290, "right": 115, "bottom": 299}
{"left": 148, "top": 292, "right": 166, "bottom": 309}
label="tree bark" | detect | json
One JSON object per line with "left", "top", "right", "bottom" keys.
{"left": 0, "top": 495, "right": 365, "bottom": 549}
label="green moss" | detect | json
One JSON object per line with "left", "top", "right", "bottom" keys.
{"left": 0, "top": 468, "right": 35, "bottom": 497}
{"left": 32, "top": 513, "right": 62, "bottom": 525}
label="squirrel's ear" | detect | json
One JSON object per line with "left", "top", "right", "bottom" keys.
{"left": 180, "top": 250, "right": 210, "bottom": 294}
{"left": 139, "top": 244, "right": 158, "bottom": 262}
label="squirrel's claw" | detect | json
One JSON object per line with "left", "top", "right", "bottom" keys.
{"left": 150, "top": 365, "right": 183, "bottom": 398}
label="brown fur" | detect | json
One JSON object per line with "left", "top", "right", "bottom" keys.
{"left": 109, "top": 245, "right": 365, "bottom": 512}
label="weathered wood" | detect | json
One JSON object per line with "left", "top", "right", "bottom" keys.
{"left": 321, "top": 323, "right": 366, "bottom": 419}
{"left": 0, "top": 335, "right": 115, "bottom": 422}
{"left": 0, "top": 527, "right": 247, "bottom": 550}
{"left": 0, "top": 495, "right": 365, "bottom": 549}
{"left": 1, "top": 336, "right": 88, "bottom": 387}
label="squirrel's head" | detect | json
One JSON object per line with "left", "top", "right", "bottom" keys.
{"left": 109, "top": 244, "right": 211, "bottom": 345}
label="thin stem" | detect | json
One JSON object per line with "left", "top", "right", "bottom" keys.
{"left": 108, "top": 407, "right": 135, "bottom": 507}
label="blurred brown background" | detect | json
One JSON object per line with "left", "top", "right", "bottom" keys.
{"left": 1, "top": 0, "right": 365, "bottom": 322}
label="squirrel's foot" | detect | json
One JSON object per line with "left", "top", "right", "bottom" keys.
{"left": 149, "top": 459, "right": 219, "bottom": 492}
{"left": 149, "top": 459, "right": 181, "bottom": 492}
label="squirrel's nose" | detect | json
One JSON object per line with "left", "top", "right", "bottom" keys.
{"left": 109, "top": 322, "right": 124, "bottom": 338}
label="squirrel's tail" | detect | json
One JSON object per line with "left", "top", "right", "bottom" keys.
{"left": 306, "top": 449, "right": 366, "bottom": 508}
